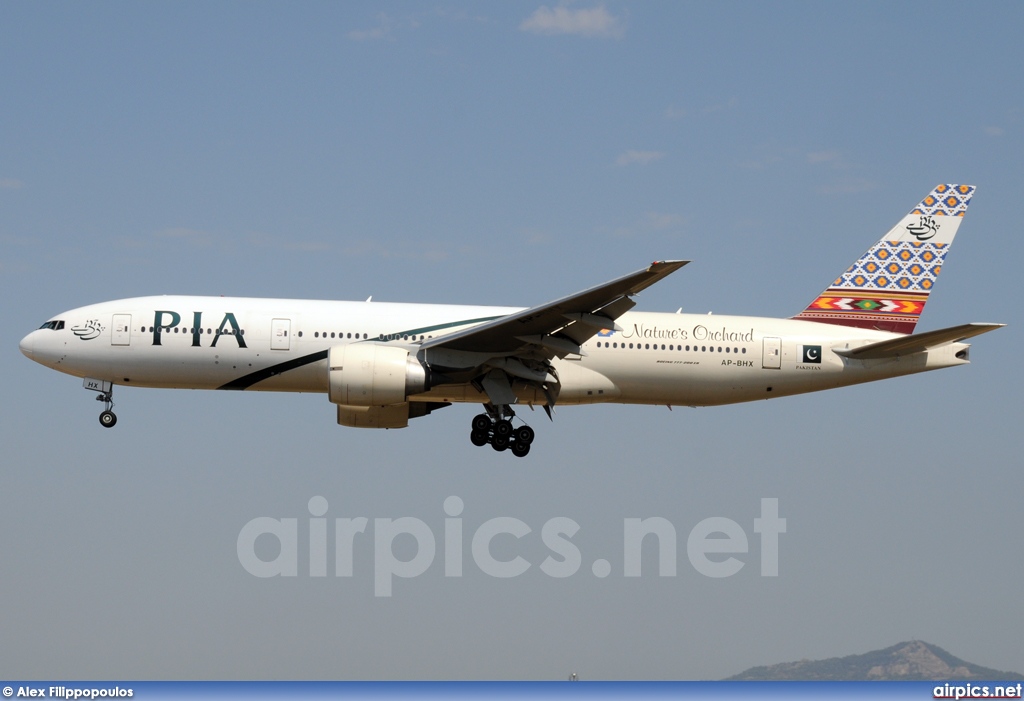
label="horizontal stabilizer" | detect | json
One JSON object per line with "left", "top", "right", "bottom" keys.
{"left": 833, "top": 322, "right": 1005, "bottom": 360}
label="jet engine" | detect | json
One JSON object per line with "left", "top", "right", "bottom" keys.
{"left": 328, "top": 343, "right": 429, "bottom": 407}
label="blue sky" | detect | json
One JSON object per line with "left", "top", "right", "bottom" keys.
{"left": 2, "top": 2, "right": 1022, "bottom": 680}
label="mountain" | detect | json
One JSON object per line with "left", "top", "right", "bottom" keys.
{"left": 725, "top": 641, "right": 1024, "bottom": 681}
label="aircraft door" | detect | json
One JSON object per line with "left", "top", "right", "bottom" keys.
{"left": 271, "top": 318, "right": 291, "bottom": 350}
{"left": 762, "top": 337, "right": 782, "bottom": 369}
{"left": 112, "top": 314, "right": 131, "bottom": 346}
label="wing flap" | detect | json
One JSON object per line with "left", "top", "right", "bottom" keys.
{"left": 833, "top": 322, "right": 1005, "bottom": 359}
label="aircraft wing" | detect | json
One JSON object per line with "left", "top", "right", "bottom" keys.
{"left": 421, "top": 260, "right": 689, "bottom": 356}
{"left": 832, "top": 322, "right": 1005, "bottom": 360}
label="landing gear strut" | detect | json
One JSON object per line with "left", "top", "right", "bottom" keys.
{"left": 469, "top": 405, "right": 535, "bottom": 457}
{"left": 84, "top": 378, "right": 117, "bottom": 428}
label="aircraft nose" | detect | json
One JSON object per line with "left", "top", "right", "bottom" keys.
{"left": 19, "top": 332, "right": 34, "bottom": 358}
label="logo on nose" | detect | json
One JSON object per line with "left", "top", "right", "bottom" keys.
{"left": 71, "top": 319, "right": 105, "bottom": 341}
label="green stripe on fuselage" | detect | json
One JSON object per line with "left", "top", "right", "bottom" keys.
{"left": 218, "top": 315, "right": 503, "bottom": 390}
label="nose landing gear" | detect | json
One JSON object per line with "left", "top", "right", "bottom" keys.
{"left": 469, "top": 406, "right": 535, "bottom": 457}
{"left": 84, "top": 378, "right": 117, "bottom": 428}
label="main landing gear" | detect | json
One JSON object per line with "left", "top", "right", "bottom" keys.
{"left": 469, "top": 407, "right": 535, "bottom": 458}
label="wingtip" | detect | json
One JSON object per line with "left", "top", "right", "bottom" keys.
{"left": 649, "top": 259, "right": 690, "bottom": 271}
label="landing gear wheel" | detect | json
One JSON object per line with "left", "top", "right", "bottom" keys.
{"left": 99, "top": 410, "right": 117, "bottom": 428}
{"left": 475, "top": 403, "right": 535, "bottom": 457}
{"left": 514, "top": 425, "right": 535, "bottom": 445}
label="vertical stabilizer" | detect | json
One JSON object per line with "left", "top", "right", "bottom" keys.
{"left": 794, "top": 184, "right": 975, "bottom": 334}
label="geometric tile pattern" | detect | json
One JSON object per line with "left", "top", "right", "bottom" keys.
{"left": 794, "top": 184, "right": 974, "bottom": 335}
{"left": 831, "top": 241, "right": 948, "bottom": 293}
{"left": 912, "top": 183, "right": 974, "bottom": 217}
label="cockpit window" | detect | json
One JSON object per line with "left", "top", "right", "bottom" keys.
{"left": 39, "top": 320, "right": 65, "bottom": 330}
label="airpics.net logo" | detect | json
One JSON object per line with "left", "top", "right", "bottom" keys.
{"left": 237, "top": 497, "right": 786, "bottom": 596}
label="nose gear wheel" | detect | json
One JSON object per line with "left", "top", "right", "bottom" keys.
{"left": 86, "top": 382, "right": 118, "bottom": 428}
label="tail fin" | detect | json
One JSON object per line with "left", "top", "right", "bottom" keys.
{"left": 794, "top": 183, "right": 976, "bottom": 334}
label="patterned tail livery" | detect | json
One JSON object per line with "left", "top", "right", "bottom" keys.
{"left": 794, "top": 184, "right": 975, "bottom": 335}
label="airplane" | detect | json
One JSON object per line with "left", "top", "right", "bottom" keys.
{"left": 19, "top": 184, "right": 1003, "bottom": 457}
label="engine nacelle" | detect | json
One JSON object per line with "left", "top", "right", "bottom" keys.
{"left": 335, "top": 401, "right": 450, "bottom": 429}
{"left": 328, "top": 344, "right": 428, "bottom": 407}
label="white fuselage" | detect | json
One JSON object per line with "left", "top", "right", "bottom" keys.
{"left": 19, "top": 295, "right": 970, "bottom": 409}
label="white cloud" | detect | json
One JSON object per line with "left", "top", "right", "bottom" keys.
{"left": 153, "top": 227, "right": 214, "bottom": 248}
{"left": 737, "top": 143, "right": 788, "bottom": 170}
{"left": 521, "top": 5, "right": 624, "bottom": 38}
{"left": 806, "top": 150, "right": 841, "bottom": 165}
{"left": 0, "top": 178, "right": 23, "bottom": 189}
{"left": 611, "top": 211, "right": 684, "bottom": 239}
{"left": 642, "top": 212, "right": 683, "bottom": 230}
{"left": 663, "top": 106, "right": 687, "bottom": 120}
{"left": 348, "top": 14, "right": 393, "bottom": 41}
{"left": 817, "top": 178, "right": 878, "bottom": 195}
{"left": 124, "top": 229, "right": 334, "bottom": 254}
{"left": 806, "top": 149, "right": 853, "bottom": 170}
{"left": 343, "top": 239, "right": 450, "bottom": 262}
{"left": 616, "top": 150, "right": 665, "bottom": 166}
{"left": 701, "top": 97, "right": 737, "bottom": 114}
{"left": 517, "top": 229, "right": 552, "bottom": 246}
{"left": 247, "top": 233, "right": 332, "bottom": 253}
{"left": 984, "top": 125, "right": 1004, "bottom": 137}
